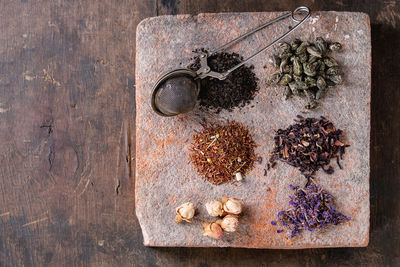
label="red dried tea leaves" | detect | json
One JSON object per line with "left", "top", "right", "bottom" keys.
{"left": 190, "top": 121, "right": 256, "bottom": 185}
{"left": 188, "top": 48, "right": 259, "bottom": 113}
{"left": 271, "top": 183, "right": 351, "bottom": 238}
{"left": 269, "top": 115, "right": 349, "bottom": 180}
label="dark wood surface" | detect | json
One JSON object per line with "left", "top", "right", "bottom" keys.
{"left": 0, "top": 0, "right": 398, "bottom": 266}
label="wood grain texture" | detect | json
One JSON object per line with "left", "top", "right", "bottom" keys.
{"left": 0, "top": 0, "right": 155, "bottom": 266}
{"left": 0, "top": 0, "right": 399, "bottom": 266}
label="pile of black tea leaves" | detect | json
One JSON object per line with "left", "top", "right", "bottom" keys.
{"left": 269, "top": 115, "right": 349, "bottom": 181}
{"left": 271, "top": 183, "right": 351, "bottom": 238}
{"left": 187, "top": 48, "right": 259, "bottom": 112}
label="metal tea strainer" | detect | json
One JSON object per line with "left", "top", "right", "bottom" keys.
{"left": 151, "top": 6, "right": 311, "bottom": 117}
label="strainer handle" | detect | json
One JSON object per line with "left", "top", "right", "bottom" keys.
{"left": 208, "top": 6, "right": 311, "bottom": 79}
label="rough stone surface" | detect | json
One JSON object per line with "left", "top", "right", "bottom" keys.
{"left": 135, "top": 12, "right": 370, "bottom": 248}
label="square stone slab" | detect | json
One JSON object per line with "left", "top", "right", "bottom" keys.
{"left": 135, "top": 11, "right": 370, "bottom": 248}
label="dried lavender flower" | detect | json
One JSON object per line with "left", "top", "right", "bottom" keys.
{"left": 272, "top": 183, "right": 351, "bottom": 238}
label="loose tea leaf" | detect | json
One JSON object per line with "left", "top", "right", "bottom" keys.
{"left": 271, "top": 183, "right": 351, "bottom": 238}
{"left": 190, "top": 121, "right": 256, "bottom": 185}
{"left": 266, "top": 37, "right": 343, "bottom": 109}
{"left": 188, "top": 48, "right": 259, "bottom": 112}
{"left": 269, "top": 115, "right": 348, "bottom": 180}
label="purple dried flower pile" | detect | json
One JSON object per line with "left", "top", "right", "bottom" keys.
{"left": 271, "top": 183, "right": 351, "bottom": 238}
{"left": 269, "top": 115, "right": 349, "bottom": 180}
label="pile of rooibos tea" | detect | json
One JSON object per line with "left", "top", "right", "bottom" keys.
{"left": 271, "top": 183, "right": 351, "bottom": 238}
{"left": 190, "top": 121, "right": 256, "bottom": 185}
{"left": 188, "top": 48, "right": 259, "bottom": 112}
{"left": 266, "top": 37, "right": 343, "bottom": 109}
{"left": 269, "top": 115, "right": 348, "bottom": 180}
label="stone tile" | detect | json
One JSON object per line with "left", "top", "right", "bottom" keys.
{"left": 136, "top": 11, "right": 370, "bottom": 248}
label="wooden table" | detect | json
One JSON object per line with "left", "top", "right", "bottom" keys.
{"left": 0, "top": 0, "right": 398, "bottom": 266}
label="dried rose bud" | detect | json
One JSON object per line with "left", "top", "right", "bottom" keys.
{"left": 205, "top": 200, "right": 224, "bottom": 217}
{"left": 217, "top": 215, "right": 239, "bottom": 232}
{"left": 175, "top": 202, "right": 195, "bottom": 223}
{"left": 202, "top": 221, "right": 223, "bottom": 239}
{"left": 222, "top": 197, "right": 242, "bottom": 215}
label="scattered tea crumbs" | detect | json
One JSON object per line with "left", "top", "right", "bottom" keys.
{"left": 190, "top": 121, "right": 256, "bottom": 185}
{"left": 271, "top": 183, "right": 351, "bottom": 238}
